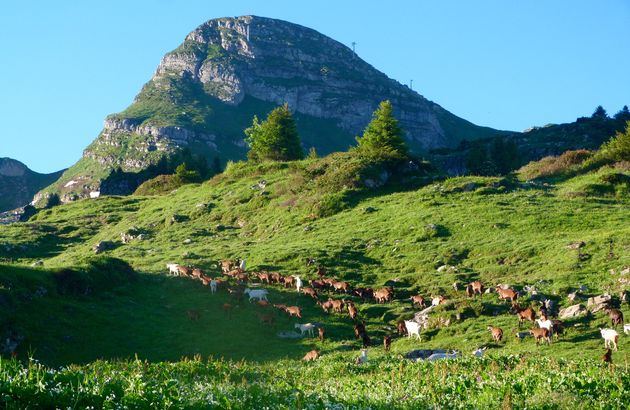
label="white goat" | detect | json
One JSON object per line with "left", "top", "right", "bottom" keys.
{"left": 244, "top": 288, "right": 268, "bottom": 302}
{"left": 426, "top": 351, "right": 459, "bottom": 361}
{"left": 600, "top": 328, "right": 619, "bottom": 351}
{"left": 210, "top": 279, "right": 217, "bottom": 294}
{"left": 295, "top": 276, "right": 303, "bottom": 292}
{"left": 239, "top": 259, "right": 246, "bottom": 271}
{"left": 356, "top": 349, "right": 368, "bottom": 365}
{"left": 404, "top": 320, "right": 421, "bottom": 340}
{"left": 166, "top": 263, "right": 180, "bottom": 276}
{"left": 624, "top": 324, "right": 630, "bottom": 335}
{"left": 294, "top": 323, "right": 316, "bottom": 337}
{"left": 472, "top": 347, "right": 487, "bottom": 357}
{"left": 536, "top": 318, "right": 553, "bottom": 336}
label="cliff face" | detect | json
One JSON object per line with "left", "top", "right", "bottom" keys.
{"left": 0, "top": 158, "right": 64, "bottom": 212}
{"left": 44, "top": 15, "right": 505, "bottom": 201}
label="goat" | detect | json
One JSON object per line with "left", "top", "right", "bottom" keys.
{"left": 347, "top": 302, "right": 358, "bottom": 320}
{"left": 244, "top": 288, "right": 269, "bottom": 302}
{"left": 330, "top": 299, "right": 345, "bottom": 313}
{"left": 496, "top": 287, "right": 518, "bottom": 302}
{"left": 602, "top": 348, "right": 613, "bottom": 364}
{"left": 177, "top": 265, "right": 191, "bottom": 277}
{"left": 472, "top": 347, "right": 487, "bottom": 357}
{"left": 409, "top": 295, "right": 426, "bottom": 307}
{"left": 383, "top": 335, "right": 392, "bottom": 352}
{"left": 238, "top": 259, "right": 246, "bottom": 271}
{"left": 210, "top": 279, "right": 217, "bottom": 293}
{"left": 295, "top": 276, "right": 303, "bottom": 292}
{"left": 404, "top": 320, "right": 421, "bottom": 340}
{"left": 432, "top": 295, "right": 447, "bottom": 306}
{"left": 186, "top": 309, "right": 200, "bottom": 321}
{"left": 318, "top": 299, "right": 334, "bottom": 314}
{"left": 487, "top": 326, "right": 503, "bottom": 342}
{"left": 374, "top": 288, "right": 393, "bottom": 303}
{"left": 318, "top": 327, "right": 325, "bottom": 342}
{"left": 316, "top": 265, "right": 327, "bottom": 277}
{"left": 536, "top": 318, "right": 553, "bottom": 337}
{"left": 256, "top": 312, "right": 274, "bottom": 325}
{"left": 222, "top": 303, "right": 233, "bottom": 317}
{"left": 285, "top": 306, "right": 302, "bottom": 319}
{"left": 353, "top": 287, "right": 374, "bottom": 300}
{"left": 294, "top": 323, "right": 316, "bottom": 337}
{"left": 256, "top": 300, "right": 270, "bottom": 308}
{"left": 605, "top": 308, "right": 624, "bottom": 329}
{"left": 191, "top": 268, "right": 204, "bottom": 279}
{"left": 600, "top": 328, "right": 619, "bottom": 351}
{"left": 301, "top": 287, "right": 319, "bottom": 300}
{"left": 269, "top": 272, "right": 283, "bottom": 284}
{"left": 355, "top": 349, "right": 368, "bottom": 365}
{"left": 302, "top": 350, "right": 320, "bottom": 361}
{"left": 469, "top": 281, "right": 484, "bottom": 296}
{"left": 310, "top": 279, "right": 326, "bottom": 289}
{"left": 397, "top": 320, "right": 408, "bottom": 336}
{"left": 273, "top": 303, "right": 288, "bottom": 312}
{"left": 529, "top": 328, "right": 551, "bottom": 345}
{"left": 220, "top": 260, "right": 234, "bottom": 274}
{"left": 624, "top": 324, "right": 630, "bottom": 335}
{"left": 166, "top": 263, "right": 180, "bottom": 276}
{"left": 257, "top": 272, "right": 271, "bottom": 284}
{"left": 332, "top": 281, "right": 350, "bottom": 293}
{"left": 362, "top": 333, "right": 371, "bottom": 348}
{"left": 283, "top": 275, "right": 296, "bottom": 288}
{"left": 353, "top": 322, "right": 367, "bottom": 339}
{"left": 513, "top": 304, "right": 536, "bottom": 328}
{"left": 426, "top": 351, "right": 459, "bottom": 361}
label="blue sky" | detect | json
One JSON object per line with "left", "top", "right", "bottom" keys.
{"left": 1, "top": 1, "right": 629, "bottom": 173}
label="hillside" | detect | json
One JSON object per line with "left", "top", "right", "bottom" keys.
{"left": 41, "top": 15, "right": 507, "bottom": 203}
{"left": 1, "top": 140, "right": 629, "bottom": 406}
{"left": 0, "top": 158, "right": 64, "bottom": 213}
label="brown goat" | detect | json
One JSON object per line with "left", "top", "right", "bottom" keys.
{"left": 256, "top": 300, "right": 270, "bottom": 308}
{"left": 257, "top": 272, "right": 271, "bottom": 283}
{"left": 330, "top": 299, "right": 345, "bottom": 313}
{"left": 605, "top": 308, "right": 624, "bottom": 329}
{"left": 177, "top": 265, "right": 191, "bottom": 277}
{"left": 529, "top": 328, "right": 551, "bottom": 345}
{"left": 496, "top": 287, "right": 518, "bottom": 302}
{"left": 273, "top": 303, "right": 288, "bottom": 312}
{"left": 384, "top": 335, "right": 392, "bottom": 351}
{"left": 362, "top": 333, "right": 371, "bottom": 348}
{"left": 318, "top": 299, "right": 333, "bottom": 314}
{"left": 283, "top": 275, "right": 296, "bottom": 288}
{"left": 303, "top": 350, "right": 320, "bottom": 361}
{"left": 220, "top": 260, "right": 234, "bottom": 273}
{"left": 348, "top": 303, "right": 358, "bottom": 320}
{"left": 285, "top": 306, "right": 302, "bottom": 319}
{"left": 301, "top": 287, "right": 319, "bottom": 300}
{"left": 374, "top": 288, "right": 393, "bottom": 303}
{"left": 318, "top": 327, "right": 325, "bottom": 342}
{"left": 410, "top": 295, "right": 426, "bottom": 307}
{"left": 269, "top": 272, "right": 283, "bottom": 284}
{"left": 397, "top": 320, "right": 408, "bottom": 336}
{"left": 354, "top": 322, "right": 367, "bottom": 339}
{"left": 513, "top": 304, "right": 536, "bottom": 328}
{"left": 256, "top": 312, "right": 275, "bottom": 325}
{"left": 332, "top": 281, "right": 350, "bottom": 293}
{"left": 602, "top": 348, "right": 613, "bottom": 364}
{"left": 465, "top": 284, "right": 474, "bottom": 298}
{"left": 310, "top": 279, "right": 327, "bottom": 289}
{"left": 191, "top": 268, "right": 204, "bottom": 279}
{"left": 470, "top": 281, "right": 484, "bottom": 295}
{"left": 353, "top": 287, "right": 374, "bottom": 300}
{"left": 487, "top": 326, "right": 503, "bottom": 342}
{"left": 317, "top": 265, "right": 327, "bottom": 277}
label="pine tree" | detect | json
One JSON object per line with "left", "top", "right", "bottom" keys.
{"left": 592, "top": 105, "right": 608, "bottom": 120}
{"left": 245, "top": 103, "right": 304, "bottom": 162}
{"left": 355, "top": 100, "right": 408, "bottom": 159}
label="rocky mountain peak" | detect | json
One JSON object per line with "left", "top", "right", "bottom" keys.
{"left": 0, "top": 158, "right": 28, "bottom": 177}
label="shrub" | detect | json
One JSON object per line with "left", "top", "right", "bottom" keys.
{"left": 53, "top": 257, "right": 136, "bottom": 296}
{"left": 134, "top": 175, "right": 183, "bottom": 195}
{"left": 313, "top": 191, "right": 350, "bottom": 218}
{"left": 518, "top": 149, "right": 592, "bottom": 180}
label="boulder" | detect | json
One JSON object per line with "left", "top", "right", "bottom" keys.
{"left": 93, "top": 240, "right": 115, "bottom": 254}
{"left": 587, "top": 294, "right": 611, "bottom": 307}
{"left": 559, "top": 304, "right": 587, "bottom": 319}
{"left": 566, "top": 241, "right": 585, "bottom": 250}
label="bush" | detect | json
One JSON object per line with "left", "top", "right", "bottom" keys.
{"left": 518, "top": 149, "right": 593, "bottom": 180}
{"left": 313, "top": 191, "right": 350, "bottom": 218}
{"left": 134, "top": 175, "right": 183, "bottom": 195}
{"left": 53, "top": 257, "right": 136, "bottom": 296}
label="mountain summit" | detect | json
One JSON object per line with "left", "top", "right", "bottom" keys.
{"left": 45, "top": 16, "right": 505, "bottom": 201}
{"left": 0, "top": 158, "right": 64, "bottom": 212}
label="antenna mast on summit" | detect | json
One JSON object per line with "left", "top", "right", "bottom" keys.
{"left": 410, "top": 79, "right": 413, "bottom": 90}
{"left": 351, "top": 42, "right": 356, "bottom": 59}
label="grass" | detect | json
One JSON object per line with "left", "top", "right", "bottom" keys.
{"left": 0, "top": 151, "right": 629, "bottom": 407}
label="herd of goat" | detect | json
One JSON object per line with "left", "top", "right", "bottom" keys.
{"left": 166, "top": 260, "right": 628, "bottom": 364}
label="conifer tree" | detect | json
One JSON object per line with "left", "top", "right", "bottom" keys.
{"left": 355, "top": 100, "right": 408, "bottom": 159}
{"left": 245, "top": 103, "right": 304, "bottom": 161}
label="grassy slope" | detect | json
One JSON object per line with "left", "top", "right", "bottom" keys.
{"left": 1, "top": 154, "right": 629, "bottom": 370}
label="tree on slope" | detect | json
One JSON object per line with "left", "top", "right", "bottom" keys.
{"left": 245, "top": 103, "right": 304, "bottom": 162}
{"left": 355, "top": 100, "right": 409, "bottom": 160}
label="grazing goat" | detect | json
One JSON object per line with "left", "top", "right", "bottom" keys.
{"left": 301, "top": 287, "right": 319, "bottom": 300}
{"left": 269, "top": 272, "right": 283, "bottom": 284}
{"left": 177, "top": 265, "right": 191, "bottom": 277}
{"left": 426, "top": 351, "right": 459, "bottom": 361}
{"left": 472, "top": 347, "right": 487, "bottom": 357}
{"left": 354, "top": 322, "right": 367, "bottom": 339}
{"left": 238, "top": 259, "right": 246, "bottom": 271}
{"left": 273, "top": 303, "right": 288, "bottom": 312}
{"left": 220, "top": 260, "right": 234, "bottom": 273}
{"left": 318, "top": 299, "right": 334, "bottom": 314}
{"left": 404, "top": 320, "right": 421, "bottom": 340}
{"left": 487, "top": 326, "right": 503, "bottom": 342}
{"left": 600, "top": 328, "right": 619, "bottom": 351}
{"left": 409, "top": 295, "right": 426, "bottom": 307}
{"left": 432, "top": 296, "right": 447, "bottom": 306}
{"left": 536, "top": 318, "right": 554, "bottom": 337}
{"left": 496, "top": 287, "right": 518, "bottom": 302}
{"left": 332, "top": 281, "right": 350, "bottom": 293}
{"left": 624, "top": 324, "right": 630, "bottom": 335}
{"left": 353, "top": 287, "right": 374, "bottom": 300}
{"left": 605, "top": 308, "right": 624, "bottom": 329}
{"left": 285, "top": 306, "right": 302, "bottom": 319}
{"left": 310, "top": 279, "right": 326, "bottom": 289}
{"left": 210, "top": 279, "right": 217, "bottom": 293}
{"left": 374, "top": 288, "right": 393, "bottom": 303}
{"left": 513, "top": 304, "right": 536, "bottom": 328}
{"left": 256, "top": 300, "right": 270, "bottom": 308}
{"left": 295, "top": 276, "right": 303, "bottom": 292}
{"left": 256, "top": 312, "right": 274, "bottom": 325}
{"left": 602, "top": 348, "right": 613, "bottom": 364}
{"left": 355, "top": 349, "right": 368, "bottom": 365}
{"left": 191, "top": 268, "right": 204, "bottom": 279}
{"left": 283, "top": 275, "right": 296, "bottom": 288}
{"left": 166, "top": 263, "right": 180, "bottom": 276}
{"left": 469, "top": 281, "right": 484, "bottom": 296}
{"left": 257, "top": 272, "right": 271, "bottom": 284}
{"left": 330, "top": 299, "right": 345, "bottom": 313}
{"left": 244, "top": 288, "right": 269, "bottom": 302}
{"left": 295, "top": 323, "right": 316, "bottom": 337}
{"left": 303, "top": 350, "right": 320, "bottom": 361}
{"left": 318, "top": 327, "right": 325, "bottom": 342}
{"left": 347, "top": 303, "right": 358, "bottom": 320}
{"left": 384, "top": 335, "right": 392, "bottom": 352}
{"left": 529, "top": 328, "right": 551, "bottom": 345}
{"left": 397, "top": 320, "right": 408, "bottom": 336}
